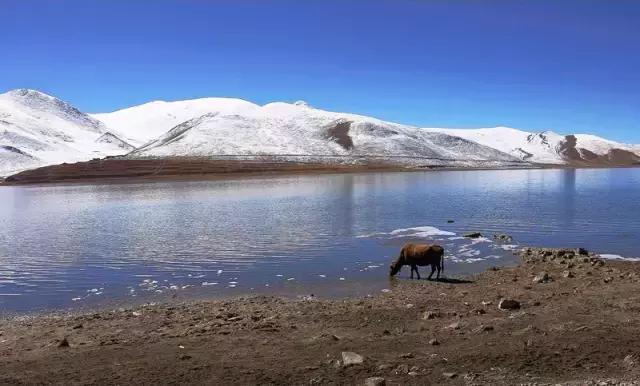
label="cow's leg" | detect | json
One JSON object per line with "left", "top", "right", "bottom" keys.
{"left": 428, "top": 264, "right": 436, "bottom": 280}
{"left": 436, "top": 263, "right": 441, "bottom": 280}
{"left": 410, "top": 265, "right": 414, "bottom": 279}
{"left": 414, "top": 265, "right": 421, "bottom": 280}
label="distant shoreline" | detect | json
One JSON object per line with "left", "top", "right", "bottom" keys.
{"left": 2, "top": 156, "right": 639, "bottom": 186}
{"left": 0, "top": 156, "right": 530, "bottom": 186}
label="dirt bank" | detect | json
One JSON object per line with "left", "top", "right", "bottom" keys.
{"left": 2, "top": 248, "right": 640, "bottom": 385}
{"left": 1, "top": 157, "right": 534, "bottom": 185}
{"left": 1, "top": 157, "right": 402, "bottom": 185}
{"left": 3, "top": 156, "right": 638, "bottom": 187}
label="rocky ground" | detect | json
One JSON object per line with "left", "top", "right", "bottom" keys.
{"left": 2, "top": 248, "right": 640, "bottom": 385}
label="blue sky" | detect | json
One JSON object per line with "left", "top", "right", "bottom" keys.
{"left": 2, "top": 0, "right": 639, "bottom": 142}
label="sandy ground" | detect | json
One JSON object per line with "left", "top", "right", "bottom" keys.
{"left": 2, "top": 248, "right": 640, "bottom": 385}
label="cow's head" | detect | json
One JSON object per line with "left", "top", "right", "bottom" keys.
{"left": 389, "top": 261, "right": 402, "bottom": 276}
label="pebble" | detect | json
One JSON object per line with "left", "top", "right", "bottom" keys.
{"left": 443, "top": 372, "right": 458, "bottom": 379}
{"left": 623, "top": 354, "right": 637, "bottom": 368}
{"left": 445, "top": 322, "right": 461, "bottom": 330}
{"left": 498, "top": 299, "right": 520, "bottom": 310}
{"left": 58, "top": 337, "right": 69, "bottom": 348}
{"left": 364, "top": 377, "right": 386, "bottom": 386}
{"left": 422, "top": 311, "right": 440, "bottom": 320}
{"left": 394, "top": 364, "right": 409, "bottom": 374}
{"left": 429, "top": 338, "right": 440, "bottom": 345}
{"left": 328, "top": 359, "right": 341, "bottom": 369}
{"left": 341, "top": 351, "right": 364, "bottom": 366}
{"left": 473, "top": 325, "right": 494, "bottom": 333}
{"left": 533, "top": 272, "right": 553, "bottom": 283}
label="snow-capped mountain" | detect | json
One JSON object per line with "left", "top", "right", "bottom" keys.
{"left": 574, "top": 134, "right": 640, "bottom": 159}
{"left": 91, "top": 98, "right": 259, "bottom": 145}
{"left": 2, "top": 88, "right": 639, "bottom": 178}
{"left": 0, "top": 89, "right": 134, "bottom": 176}
{"left": 425, "top": 127, "right": 640, "bottom": 165}
{"left": 125, "top": 100, "right": 522, "bottom": 167}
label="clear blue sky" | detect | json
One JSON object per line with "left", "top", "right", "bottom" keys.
{"left": 2, "top": 0, "right": 639, "bottom": 142}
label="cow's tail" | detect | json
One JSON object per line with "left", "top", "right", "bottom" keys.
{"left": 440, "top": 250, "right": 445, "bottom": 274}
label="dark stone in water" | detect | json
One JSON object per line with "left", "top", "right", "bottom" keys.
{"left": 464, "top": 232, "right": 483, "bottom": 239}
{"left": 493, "top": 234, "right": 513, "bottom": 242}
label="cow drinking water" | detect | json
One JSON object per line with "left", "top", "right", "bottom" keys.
{"left": 389, "top": 243, "right": 444, "bottom": 280}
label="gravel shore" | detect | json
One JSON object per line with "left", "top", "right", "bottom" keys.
{"left": 2, "top": 247, "right": 640, "bottom": 385}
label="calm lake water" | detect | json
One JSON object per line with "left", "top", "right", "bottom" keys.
{"left": 1, "top": 168, "right": 639, "bottom": 312}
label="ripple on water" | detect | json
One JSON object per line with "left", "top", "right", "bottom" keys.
{"left": 1, "top": 168, "right": 640, "bottom": 311}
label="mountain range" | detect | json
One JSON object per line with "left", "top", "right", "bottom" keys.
{"left": 1, "top": 88, "right": 638, "bottom": 177}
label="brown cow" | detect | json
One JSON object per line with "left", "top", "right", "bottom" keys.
{"left": 389, "top": 243, "right": 444, "bottom": 280}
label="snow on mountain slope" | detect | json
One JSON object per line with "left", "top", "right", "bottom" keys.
{"left": 91, "top": 98, "right": 260, "bottom": 145}
{"left": 129, "top": 101, "right": 522, "bottom": 166}
{"left": 574, "top": 134, "right": 639, "bottom": 155}
{"left": 425, "top": 127, "right": 640, "bottom": 165}
{"left": 0, "top": 89, "right": 133, "bottom": 176}
{"left": 95, "top": 132, "right": 135, "bottom": 151}
{"left": 423, "top": 127, "right": 567, "bottom": 164}
{"left": 0, "top": 145, "right": 41, "bottom": 176}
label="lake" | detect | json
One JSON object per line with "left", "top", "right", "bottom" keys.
{"left": 1, "top": 168, "right": 639, "bottom": 312}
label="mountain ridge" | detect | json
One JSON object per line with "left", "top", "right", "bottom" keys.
{"left": 0, "top": 89, "right": 134, "bottom": 176}
{"left": 2, "top": 88, "right": 639, "bottom": 177}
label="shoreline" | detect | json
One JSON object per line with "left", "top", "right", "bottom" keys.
{"left": 2, "top": 156, "right": 639, "bottom": 187}
{"left": 2, "top": 247, "right": 640, "bottom": 384}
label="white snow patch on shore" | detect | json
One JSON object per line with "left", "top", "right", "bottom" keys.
{"left": 496, "top": 244, "right": 519, "bottom": 251}
{"left": 599, "top": 254, "right": 640, "bottom": 262}
{"left": 358, "top": 226, "right": 455, "bottom": 239}
{"left": 390, "top": 226, "right": 456, "bottom": 237}
{"left": 469, "top": 237, "right": 492, "bottom": 244}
